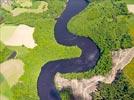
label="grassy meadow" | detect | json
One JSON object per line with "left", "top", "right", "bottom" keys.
{"left": 0, "top": 24, "right": 17, "bottom": 42}
{"left": 124, "top": 58, "right": 134, "bottom": 87}
{"left": 123, "top": 0, "right": 134, "bottom": 4}
{"left": 128, "top": 15, "right": 134, "bottom": 44}
{"left": 1, "top": 1, "right": 48, "bottom": 16}
{"left": 0, "top": 0, "right": 81, "bottom": 99}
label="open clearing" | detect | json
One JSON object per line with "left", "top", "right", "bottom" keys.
{"left": 0, "top": 24, "right": 37, "bottom": 48}
{"left": 0, "top": 24, "right": 17, "bottom": 42}
{"left": 0, "top": 59, "right": 24, "bottom": 87}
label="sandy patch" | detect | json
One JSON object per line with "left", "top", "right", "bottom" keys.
{"left": 3, "top": 24, "right": 37, "bottom": 48}
{"left": 0, "top": 24, "right": 17, "bottom": 42}
{"left": 0, "top": 59, "right": 24, "bottom": 87}
{"left": 0, "top": 95, "right": 9, "bottom": 100}
{"left": 127, "top": 4, "right": 134, "bottom": 13}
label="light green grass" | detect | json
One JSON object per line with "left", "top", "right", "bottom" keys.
{"left": 128, "top": 15, "right": 134, "bottom": 35}
{"left": 128, "top": 15, "right": 134, "bottom": 44}
{"left": 123, "top": 0, "right": 134, "bottom": 4}
{"left": 124, "top": 58, "right": 134, "bottom": 87}
{"left": 11, "top": 2, "right": 48, "bottom": 16}
{"left": 1, "top": 1, "right": 48, "bottom": 16}
{"left": 0, "top": 24, "right": 17, "bottom": 42}
{"left": 0, "top": 73, "right": 12, "bottom": 100}
{"left": 19, "top": 1, "right": 32, "bottom": 8}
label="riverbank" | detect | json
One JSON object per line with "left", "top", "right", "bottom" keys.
{"left": 55, "top": 47, "right": 134, "bottom": 100}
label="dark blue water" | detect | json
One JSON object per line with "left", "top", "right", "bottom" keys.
{"left": 37, "top": 0, "right": 100, "bottom": 100}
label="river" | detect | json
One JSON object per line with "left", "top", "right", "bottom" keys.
{"left": 37, "top": 0, "right": 100, "bottom": 100}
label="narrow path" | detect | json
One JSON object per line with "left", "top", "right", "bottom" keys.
{"left": 37, "top": 0, "right": 100, "bottom": 100}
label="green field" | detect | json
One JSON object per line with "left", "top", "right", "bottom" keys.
{"left": 1, "top": 1, "right": 48, "bottom": 16}
{"left": 0, "top": 0, "right": 81, "bottom": 99}
{"left": 0, "top": 24, "right": 17, "bottom": 42}
{"left": 124, "top": 58, "right": 134, "bottom": 87}
{"left": 123, "top": 0, "right": 134, "bottom": 4}
{"left": 128, "top": 15, "right": 134, "bottom": 44}
{"left": 0, "top": 73, "right": 12, "bottom": 99}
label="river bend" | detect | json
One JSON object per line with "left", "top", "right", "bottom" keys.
{"left": 37, "top": 0, "right": 100, "bottom": 100}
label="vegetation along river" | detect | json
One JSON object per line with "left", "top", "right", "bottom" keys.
{"left": 37, "top": 0, "right": 100, "bottom": 100}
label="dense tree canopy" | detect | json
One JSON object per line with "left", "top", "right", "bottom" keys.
{"left": 92, "top": 73, "right": 134, "bottom": 100}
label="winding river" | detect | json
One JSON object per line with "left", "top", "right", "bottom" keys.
{"left": 37, "top": 0, "right": 100, "bottom": 100}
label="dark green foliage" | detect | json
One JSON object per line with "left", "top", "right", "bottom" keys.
{"left": 0, "top": 42, "right": 13, "bottom": 63}
{"left": 60, "top": 89, "right": 72, "bottom": 100}
{"left": 92, "top": 74, "right": 134, "bottom": 100}
{"left": 120, "top": 34, "right": 133, "bottom": 48}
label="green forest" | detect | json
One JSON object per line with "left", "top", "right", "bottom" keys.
{"left": 92, "top": 73, "right": 134, "bottom": 100}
